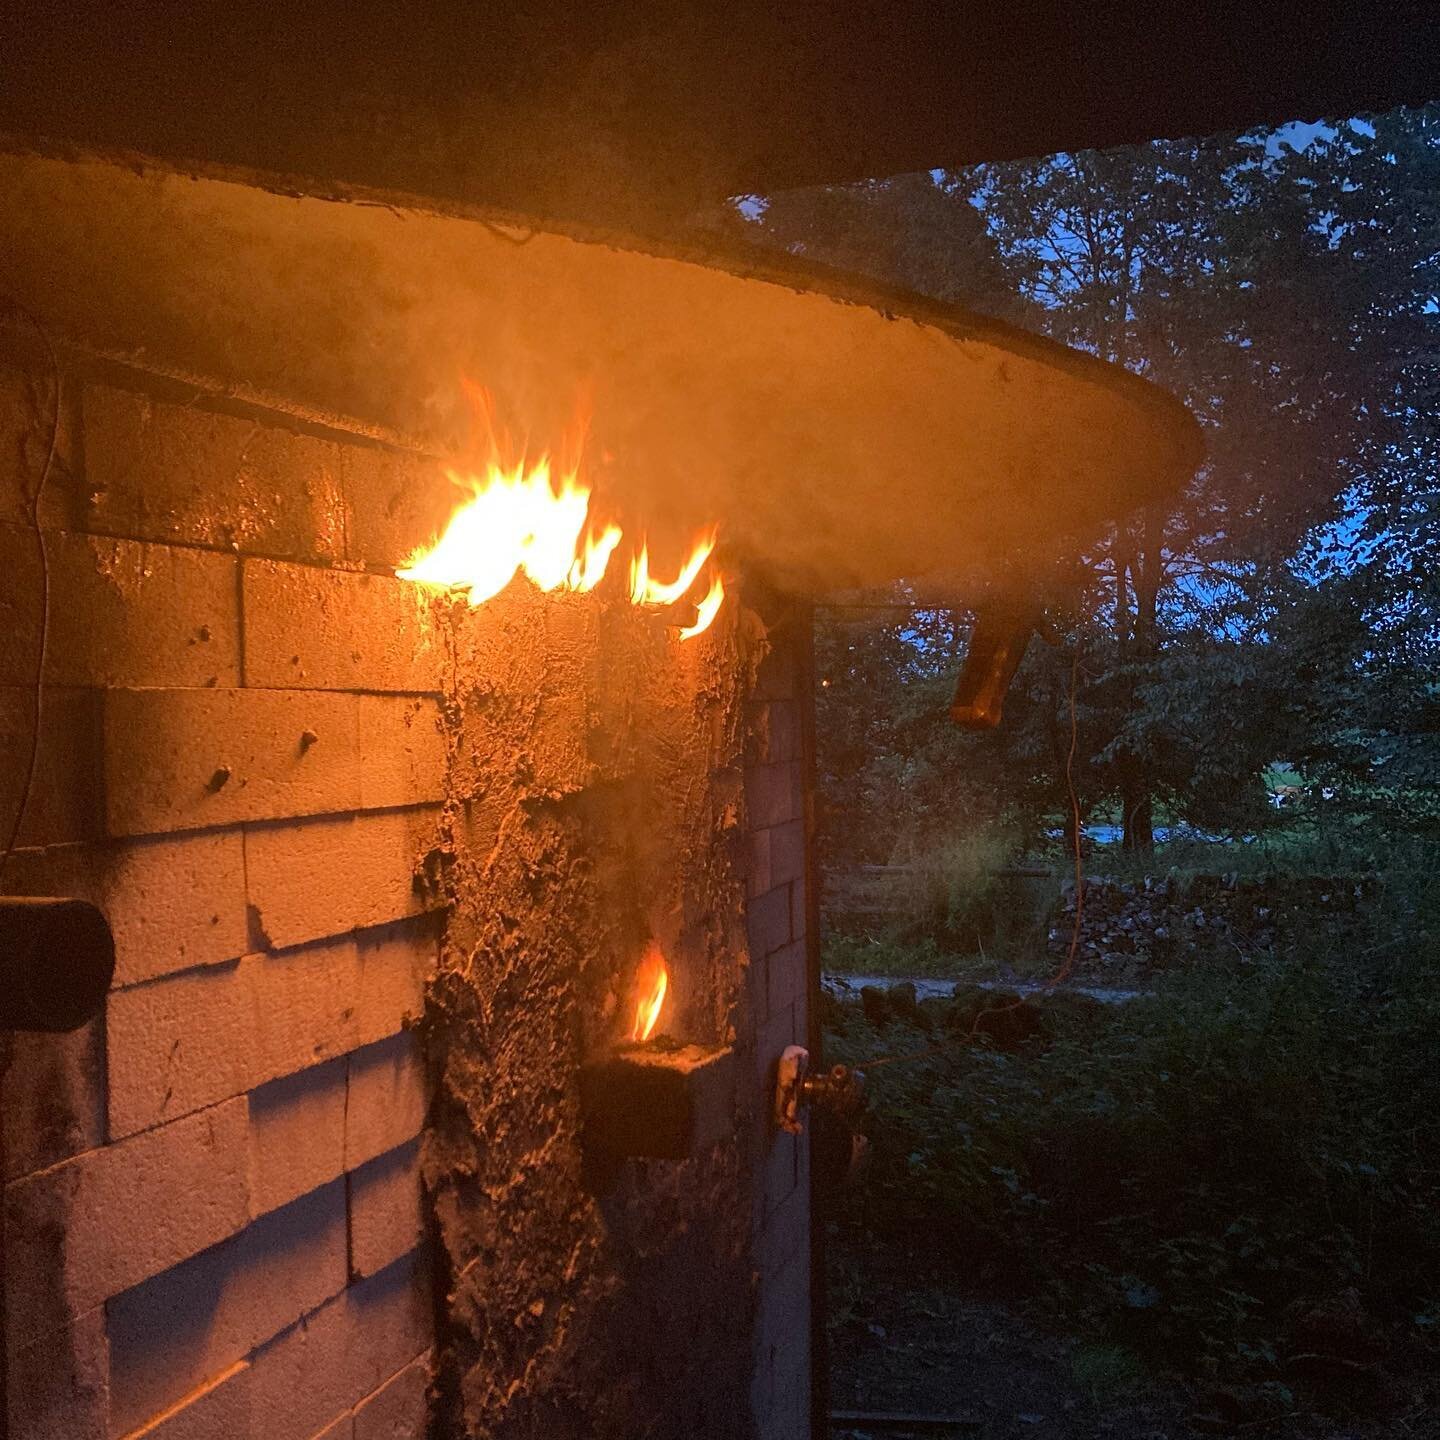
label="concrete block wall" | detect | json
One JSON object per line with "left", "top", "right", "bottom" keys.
{"left": 745, "top": 618, "right": 814, "bottom": 1440}
{"left": 0, "top": 351, "right": 445, "bottom": 1440}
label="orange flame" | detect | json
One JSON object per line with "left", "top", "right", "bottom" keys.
{"left": 631, "top": 943, "right": 669, "bottom": 1043}
{"left": 629, "top": 531, "right": 716, "bottom": 607}
{"left": 678, "top": 574, "right": 725, "bottom": 641}
{"left": 396, "top": 458, "right": 601, "bottom": 605}
{"left": 396, "top": 394, "right": 724, "bottom": 640}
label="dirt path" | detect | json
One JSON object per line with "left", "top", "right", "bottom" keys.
{"left": 825, "top": 974, "right": 1145, "bottom": 1005}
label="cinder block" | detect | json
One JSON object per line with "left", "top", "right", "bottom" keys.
{"left": 766, "top": 940, "right": 807, "bottom": 1021}
{"left": 745, "top": 762, "right": 800, "bottom": 831}
{"left": 353, "top": 919, "right": 437, "bottom": 1051}
{"left": 758, "top": 1247, "right": 811, "bottom": 1429}
{"left": 0, "top": 526, "right": 239, "bottom": 688}
{"left": 106, "top": 832, "right": 247, "bottom": 985}
{"left": 344, "top": 443, "right": 456, "bottom": 569}
{"left": 753, "top": 999, "right": 798, "bottom": 1095}
{"left": 6, "top": 1303, "right": 108, "bottom": 1440}
{"left": 356, "top": 696, "right": 447, "bottom": 810}
{"left": 108, "top": 1181, "right": 347, "bottom": 1436}
{"left": 247, "top": 1254, "right": 432, "bottom": 1440}
{"left": 107, "top": 961, "right": 252, "bottom": 1139}
{"left": 0, "top": 685, "right": 102, "bottom": 845}
{"left": 244, "top": 807, "right": 444, "bottom": 952}
{"left": 746, "top": 826, "right": 772, "bottom": 900}
{"left": 768, "top": 819, "right": 806, "bottom": 889}
{"left": 347, "top": 1033, "right": 427, "bottom": 1170}
{"left": 758, "top": 1129, "right": 799, "bottom": 1223}
{"left": 1, "top": 1018, "right": 105, "bottom": 1180}
{"left": 242, "top": 560, "right": 445, "bottom": 693}
{"left": 349, "top": 1140, "right": 424, "bottom": 1280}
{"left": 581, "top": 1045, "right": 736, "bottom": 1161}
{"left": 750, "top": 950, "right": 770, "bottom": 1029}
{"left": 123, "top": 1360, "right": 253, "bottom": 1440}
{"left": 244, "top": 938, "right": 368, "bottom": 1090}
{"left": 248, "top": 1059, "right": 348, "bottom": 1217}
{"left": 107, "top": 831, "right": 249, "bottom": 985}
{"left": 748, "top": 700, "right": 801, "bottom": 765}
{"left": 789, "top": 880, "right": 808, "bottom": 947}
{"left": 93, "top": 923, "right": 434, "bottom": 1141}
{"left": 352, "top": 1352, "right": 431, "bottom": 1440}
{"left": 82, "top": 385, "right": 349, "bottom": 563}
{"left": 769, "top": 700, "right": 802, "bottom": 764}
{"left": 746, "top": 884, "right": 792, "bottom": 960}
{"left": 4, "top": 1098, "right": 250, "bottom": 1347}
{"left": 751, "top": 635, "right": 797, "bottom": 702}
{"left": 794, "top": 1124, "right": 811, "bottom": 1207}
{"left": 0, "top": 356, "right": 73, "bottom": 530}
{"left": 749, "top": 1351, "right": 774, "bottom": 1440}
{"left": 103, "top": 688, "right": 360, "bottom": 836}
{"left": 759, "top": 1181, "right": 810, "bottom": 1280}
{"left": 0, "top": 830, "right": 248, "bottom": 987}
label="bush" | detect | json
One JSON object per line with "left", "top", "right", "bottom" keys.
{"left": 825, "top": 882, "right": 1440, "bottom": 1385}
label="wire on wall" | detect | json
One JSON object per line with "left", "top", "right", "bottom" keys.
{"left": 1, "top": 297, "right": 59, "bottom": 869}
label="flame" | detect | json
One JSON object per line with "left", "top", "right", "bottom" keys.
{"left": 396, "top": 392, "right": 725, "bottom": 639}
{"left": 678, "top": 574, "right": 725, "bottom": 641}
{"left": 396, "top": 458, "right": 600, "bottom": 605}
{"left": 631, "top": 943, "right": 669, "bottom": 1043}
{"left": 629, "top": 531, "right": 716, "bottom": 607}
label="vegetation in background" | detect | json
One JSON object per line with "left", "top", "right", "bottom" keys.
{"left": 706, "top": 108, "right": 1440, "bottom": 872}
{"left": 709, "top": 110, "right": 1440, "bottom": 1423}
{"left": 823, "top": 863, "right": 1440, "bottom": 1402}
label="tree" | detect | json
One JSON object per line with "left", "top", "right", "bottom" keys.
{"left": 712, "top": 106, "right": 1440, "bottom": 867}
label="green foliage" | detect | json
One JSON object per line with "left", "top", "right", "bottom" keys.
{"left": 825, "top": 879, "right": 1440, "bottom": 1383}
{"left": 1070, "top": 1344, "right": 1149, "bottom": 1404}
{"left": 715, "top": 109, "right": 1440, "bottom": 865}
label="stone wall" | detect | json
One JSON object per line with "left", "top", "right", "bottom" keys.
{"left": 422, "top": 579, "right": 813, "bottom": 1439}
{"left": 0, "top": 328, "right": 815, "bottom": 1439}
{"left": 0, "top": 339, "right": 445, "bottom": 1440}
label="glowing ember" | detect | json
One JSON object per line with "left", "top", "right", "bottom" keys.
{"left": 631, "top": 943, "right": 669, "bottom": 1044}
{"left": 396, "top": 393, "right": 725, "bottom": 640}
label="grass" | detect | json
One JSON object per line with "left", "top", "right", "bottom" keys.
{"left": 823, "top": 866, "right": 1440, "bottom": 1396}
{"left": 823, "top": 827, "right": 1394, "bottom": 985}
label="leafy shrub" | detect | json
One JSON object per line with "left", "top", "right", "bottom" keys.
{"left": 825, "top": 883, "right": 1440, "bottom": 1384}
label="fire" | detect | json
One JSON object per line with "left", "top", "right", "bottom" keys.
{"left": 396, "top": 393, "right": 725, "bottom": 639}
{"left": 631, "top": 943, "right": 669, "bottom": 1044}
{"left": 678, "top": 575, "right": 725, "bottom": 642}
{"left": 629, "top": 531, "right": 715, "bottom": 607}
{"left": 396, "top": 459, "right": 595, "bottom": 606}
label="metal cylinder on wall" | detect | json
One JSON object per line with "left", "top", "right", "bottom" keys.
{"left": 0, "top": 897, "right": 115, "bottom": 1033}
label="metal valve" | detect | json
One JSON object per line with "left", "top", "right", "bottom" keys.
{"left": 773, "top": 1044, "right": 864, "bottom": 1134}
{"left": 773, "top": 1044, "right": 870, "bottom": 1188}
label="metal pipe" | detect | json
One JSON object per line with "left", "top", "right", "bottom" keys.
{"left": 0, "top": 897, "right": 115, "bottom": 1032}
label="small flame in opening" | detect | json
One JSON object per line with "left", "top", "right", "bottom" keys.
{"left": 631, "top": 943, "right": 669, "bottom": 1044}
{"left": 396, "top": 390, "right": 724, "bottom": 641}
